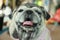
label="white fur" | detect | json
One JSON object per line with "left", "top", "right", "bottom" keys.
{"left": 9, "top": 5, "right": 51, "bottom": 40}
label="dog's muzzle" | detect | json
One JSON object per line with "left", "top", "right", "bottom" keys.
{"left": 22, "top": 10, "right": 33, "bottom": 26}
{"left": 16, "top": 9, "right": 40, "bottom": 27}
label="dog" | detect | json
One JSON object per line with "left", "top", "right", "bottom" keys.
{"left": 8, "top": 3, "right": 51, "bottom": 40}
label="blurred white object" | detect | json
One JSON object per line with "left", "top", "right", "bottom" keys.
{"left": 43, "top": 0, "right": 50, "bottom": 12}
{"left": 5, "top": 0, "right": 9, "bottom": 6}
{"left": 4, "top": 16, "right": 10, "bottom": 23}
{"left": 53, "top": 0, "right": 57, "bottom": 6}
{"left": 3, "top": 6, "right": 12, "bottom": 16}
{"left": 3, "top": 6, "right": 12, "bottom": 23}
{"left": 0, "top": 10, "right": 2, "bottom": 14}
{"left": 0, "top": 10, "right": 3, "bottom": 17}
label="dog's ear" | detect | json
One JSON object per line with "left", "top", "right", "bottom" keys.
{"left": 40, "top": 7, "right": 50, "bottom": 20}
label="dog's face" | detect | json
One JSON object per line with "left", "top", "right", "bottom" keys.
{"left": 9, "top": 3, "right": 48, "bottom": 40}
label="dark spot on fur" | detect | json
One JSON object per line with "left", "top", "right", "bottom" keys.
{"left": 12, "top": 29, "right": 19, "bottom": 39}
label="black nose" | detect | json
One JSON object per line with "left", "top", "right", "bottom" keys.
{"left": 25, "top": 18, "right": 31, "bottom": 21}
{"left": 26, "top": 10, "right": 33, "bottom": 14}
{"left": 25, "top": 10, "right": 33, "bottom": 21}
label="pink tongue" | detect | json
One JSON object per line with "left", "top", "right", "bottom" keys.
{"left": 23, "top": 21, "right": 33, "bottom": 26}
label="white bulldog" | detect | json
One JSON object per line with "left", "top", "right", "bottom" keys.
{"left": 8, "top": 3, "right": 51, "bottom": 40}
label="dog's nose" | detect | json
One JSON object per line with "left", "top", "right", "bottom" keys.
{"left": 26, "top": 10, "right": 33, "bottom": 14}
{"left": 25, "top": 18, "right": 31, "bottom": 21}
{"left": 25, "top": 10, "right": 33, "bottom": 21}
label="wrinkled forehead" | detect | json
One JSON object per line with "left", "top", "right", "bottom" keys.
{"left": 13, "top": 5, "right": 43, "bottom": 18}
{"left": 16, "top": 5, "right": 42, "bottom": 13}
{"left": 12, "top": 4, "right": 43, "bottom": 21}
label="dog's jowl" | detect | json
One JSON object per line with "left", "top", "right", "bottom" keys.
{"left": 9, "top": 3, "right": 51, "bottom": 40}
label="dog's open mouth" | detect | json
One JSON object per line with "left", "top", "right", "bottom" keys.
{"left": 19, "top": 21, "right": 38, "bottom": 28}
{"left": 23, "top": 21, "right": 33, "bottom": 26}
{"left": 14, "top": 21, "right": 39, "bottom": 40}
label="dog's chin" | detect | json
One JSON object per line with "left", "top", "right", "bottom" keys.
{"left": 14, "top": 20, "right": 39, "bottom": 40}
{"left": 18, "top": 27, "right": 39, "bottom": 40}
{"left": 17, "top": 20, "right": 39, "bottom": 31}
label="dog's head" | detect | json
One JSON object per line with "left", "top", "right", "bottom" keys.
{"left": 9, "top": 3, "right": 50, "bottom": 40}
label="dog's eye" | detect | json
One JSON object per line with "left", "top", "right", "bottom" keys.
{"left": 35, "top": 10, "right": 41, "bottom": 14}
{"left": 18, "top": 9, "right": 23, "bottom": 12}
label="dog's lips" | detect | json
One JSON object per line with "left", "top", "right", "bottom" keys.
{"left": 23, "top": 21, "right": 33, "bottom": 26}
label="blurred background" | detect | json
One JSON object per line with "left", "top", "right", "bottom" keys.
{"left": 0, "top": 0, "right": 60, "bottom": 40}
